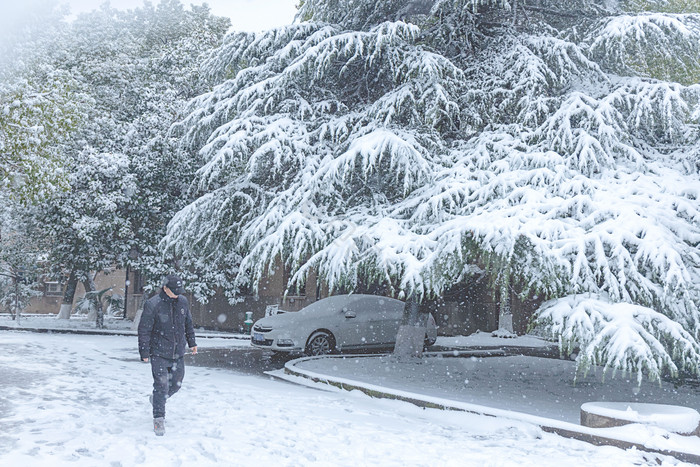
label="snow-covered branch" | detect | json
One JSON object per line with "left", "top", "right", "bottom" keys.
{"left": 536, "top": 295, "right": 700, "bottom": 383}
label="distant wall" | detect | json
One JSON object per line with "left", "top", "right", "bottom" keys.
{"left": 425, "top": 279, "right": 542, "bottom": 336}
{"left": 22, "top": 262, "right": 542, "bottom": 336}
{"left": 24, "top": 271, "right": 129, "bottom": 315}
{"left": 188, "top": 264, "right": 320, "bottom": 332}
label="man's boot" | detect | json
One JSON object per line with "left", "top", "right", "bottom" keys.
{"left": 153, "top": 417, "right": 165, "bottom": 436}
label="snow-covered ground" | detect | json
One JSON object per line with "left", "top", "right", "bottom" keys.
{"left": 0, "top": 331, "right": 694, "bottom": 466}
{"left": 434, "top": 331, "right": 554, "bottom": 348}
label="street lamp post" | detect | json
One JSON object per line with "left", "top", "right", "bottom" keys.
{"left": 123, "top": 265, "right": 130, "bottom": 319}
{"left": 14, "top": 274, "right": 20, "bottom": 325}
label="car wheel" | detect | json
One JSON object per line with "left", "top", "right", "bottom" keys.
{"left": 305, "top": 331, "right": 335, "bottom": 356}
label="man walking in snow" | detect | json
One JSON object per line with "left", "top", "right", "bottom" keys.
{"left": 138, "top": 274, "right": 197, "bottom": 436}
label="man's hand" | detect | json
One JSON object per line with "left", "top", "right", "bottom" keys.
{"left": 190, "top": 346, "right": 198, "bottom": 355}
{"left": 141, "top": 357, "right": 149, "bottom": 362}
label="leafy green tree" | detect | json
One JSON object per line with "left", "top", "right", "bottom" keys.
{"left": 39, "top": 150, "right": 135, "bottom": 321}
{"left": 0, "top": 1, "right": 81, "bottom": 204}
{"left": 3, "top": 1, "right": 231, "bottom": 319}
{"left": 0, "top": 196, "right": 43, "bottom": 319}
{"left": 0, "top": 72, "right": 87, "bottom": 203}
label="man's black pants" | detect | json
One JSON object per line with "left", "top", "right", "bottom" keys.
{"left": 150, "top": 355, "right": 185, "bottom": 419}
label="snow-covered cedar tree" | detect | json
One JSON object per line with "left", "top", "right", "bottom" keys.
{"left": 165, "top": 0, "right": 700, "bottom": 379}
{"left": 537, "top": 295, "right": 700, "bottom": 384}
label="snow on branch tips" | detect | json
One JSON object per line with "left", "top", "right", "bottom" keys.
{"left": 535, "top": 92, "right": 643, "bottom": 174}
{"left": 320, "top": 129, "right": 433, "bottom": 195}
{"left": 535, "top": 295, "right": 700, "bottom": 384}
{"left": 432, "top": 0, "right": 511, "bottom": 15}
{"left": 587, "top": 13, "right": 700, "bottom": 84}
{"left": 607, "top": 80, "right": 691, "bottom": 146}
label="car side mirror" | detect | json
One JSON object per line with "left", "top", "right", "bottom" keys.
{"left": 344, "top": 311, "right": 357, "bottom": 319}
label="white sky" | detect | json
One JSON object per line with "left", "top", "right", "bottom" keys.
{"left": 61, "top": 0, "right": 299, "bottom": 32}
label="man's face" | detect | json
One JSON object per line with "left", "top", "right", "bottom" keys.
{"left": 163, "top": 286, "right": 179, "bottom": 298}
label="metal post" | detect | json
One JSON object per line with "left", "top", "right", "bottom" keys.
{"left": 14, "top": 275, "right": 20, "bottom": 325}
{"left": 123, "top": 265, "right": 130, "bottom": 319}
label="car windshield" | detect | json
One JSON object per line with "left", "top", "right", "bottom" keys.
{"left": 299, "top": 295, "right": 366, "bottom": 315}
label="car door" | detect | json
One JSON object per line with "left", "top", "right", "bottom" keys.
{"left": 334, "top": 298, "right": 372, "bottom": 350}
{"left": 365, "top": 297, "right": 403, "bottom": 346}
{"left": 340, "top": 297, "right": 403, "bottom": 349}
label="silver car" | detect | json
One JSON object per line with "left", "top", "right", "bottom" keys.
{"left": 250, "top": 294, "right": 438, "bottom": 356}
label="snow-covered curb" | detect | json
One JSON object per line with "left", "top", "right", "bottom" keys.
{"left": 280, "top": 354, "right": 700, "bottom": 464}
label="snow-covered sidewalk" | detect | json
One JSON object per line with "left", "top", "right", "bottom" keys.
{"left": 0, "top": 313, "right": 249, "bottom": 340}
{"left": 0, "top": 331, "right": 690, "bottom": 466}
{"left": 434, "top": 331, "right": 555, "bottom": 350}
{"left": 0, "top": 313, "right": 136, "bottom": 331}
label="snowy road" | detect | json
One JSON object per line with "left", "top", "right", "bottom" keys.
{"left": 0, "top": 331, "right": 689, "bottom": 466}
{"left": 185, "top": 345, "right": 296, "bottom": 375}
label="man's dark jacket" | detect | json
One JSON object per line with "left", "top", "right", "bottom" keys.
{"left": 138, "top": 290, "right": 197, "bottom": 360}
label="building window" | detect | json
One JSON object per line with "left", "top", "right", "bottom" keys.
{"left": 45, "top": 282, "right": 63, "bottom": 297}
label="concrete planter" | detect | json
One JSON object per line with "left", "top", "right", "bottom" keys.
{"left": 581, "top": 402, "right": 700, "bottom": 436}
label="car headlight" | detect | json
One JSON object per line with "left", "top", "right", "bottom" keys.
{"left": 276, "top": 339, "right": 295, "bottom": 347}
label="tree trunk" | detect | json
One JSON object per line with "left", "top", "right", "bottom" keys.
{"left": 8, "top": 276, "right": 16, "bottom": 320}
{"left": 123, "top": 265, "right": 129, "bottom": 319}
{"left": 82, "top": 275, "right": 96, "bottom": 293}
{"left": 393, "top": 292, "right": 428, "bottom": 359}
{"left": 95, "top": 301, "right": 104, "bottom": 329}
{"left": 57, "top": 270, "right": 78, "bottom": 319}
{"left": 496, "top": 290, "right": 515, "bottom": 336}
